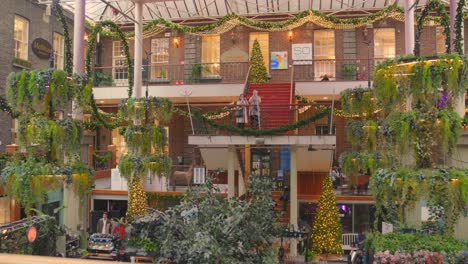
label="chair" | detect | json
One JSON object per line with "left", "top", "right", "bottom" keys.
{"left": 342, "top": 233, "right": 359, "bottom": 251}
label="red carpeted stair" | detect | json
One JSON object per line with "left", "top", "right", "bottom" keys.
{"left": 247, "top": 83, "right": 294, "bottom": 129}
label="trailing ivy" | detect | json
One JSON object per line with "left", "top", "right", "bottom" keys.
{"left": 340, "top": 88, "right": 376, "bottom": 117}
{"left": 53, "top": 0, "right": 73, "bottom": 75}
{"left": 455, "top": 0, "right": 466, "bottom": 54}
{"left": 414, "top": 0, "right": 450, "bottom": 56}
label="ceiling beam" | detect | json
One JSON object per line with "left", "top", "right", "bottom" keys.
{"left": 99, "top": 0, "right": 138, "bottom": 23}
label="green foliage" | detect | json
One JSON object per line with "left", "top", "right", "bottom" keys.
{"left": 12, "top": 57, "right": 32, "bottom": 68}
{"left": 339, "top": 152, "right": 392, "bottom": 176}
{"left": 249, "top": 39, "right": 269, "bottom": 84}
{"left": 53, "top": 0, "right": 73, "bottom": 75}
{"left": 343, "top": 64, "right": 357, "bottom": 80}
{"left": 147, "top": 193, "right": 182, "bottom": 211}
{"left": 340, "top": 88, "right": 376, "bottom": 117}
{"left": 414, "top": 0, "right": 451, "bottom": 56}
{"left": 94, "top": 70, "right": 114, "bottom": 87}
{"left": 370, "top": 168, "right": 467, "bottom": 234}
{"left": 366, "top": 232, "right": 466, "bottom": 262}
{"left": 311, "top": 176, "right": 343, "bottom": 255}
{"left": 130, "top": 176, "right": 279, "bottom": 263}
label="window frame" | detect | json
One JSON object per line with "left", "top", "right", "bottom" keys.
{"left": 53, "top": 32, "right": 64, "bottom": 70}
{"left": 201, "top": 35, "right": 221, "bottom": 77}
{"left": 150, "top": 38, "right": 170, "bottom": 79}
{"left": 373, "top": 28, "right": 396, "bottom": 60}
{"left": 14, "top": 15, "right": 29, "bottom": 61}
{"left": 313, "top": 30, "right": 336, "bottom": 80}
{"left": 112, "top": 40, "right": 129, "bottom": 82}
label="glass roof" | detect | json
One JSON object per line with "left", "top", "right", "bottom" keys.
{"left": 37, "top": 0, "right": 450, "bottom": 24}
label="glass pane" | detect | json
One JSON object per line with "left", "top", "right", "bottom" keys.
{"left": 202, "top": 35, "right": 220, "bottom": 77}
{"left": 14, "top": 16, "right": 28, "bottom": 60}
{"left": 374, "top": 28, "right": 395, "bottom": 59}
{"left": 314, "top": 30, "right": 335, "bottom": 79}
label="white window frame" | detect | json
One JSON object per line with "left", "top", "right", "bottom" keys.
{"left": 112, "top": 41, "right": 128, "bottom": 86}
{"left": 14, "top": 15, "right": 29, "bottom": 61}
{"left": 201, "top": 35, "right": 221, "bottom": 77}
{"left": 53, "top": 32, "right": 64, "bottom": 70}
{"left": 374, "top": 28, "right": 396, "bottom": 60}
{"left": 150, "top": 38, "right": 169, "bottom": 79}
{"left": 314, "top": 30, "right": 336, "bottom": 80}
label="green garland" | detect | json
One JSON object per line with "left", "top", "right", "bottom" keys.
{"left": 414, "top": 0, "right": 450, "bottom": 56}
{"left": 455, "top": 0, "right": 466, "bottom": 54}
{"left": 95, "top": 5, "right": 404, "bottom": 38}
{"left": 92, "top": 151, "right": 112, "bottom": 164}
{"left": 193, "top": 107, "right": 331, "bottom": 136}
{"left": 53, "top": 0, "right": 73, "bottom": 75}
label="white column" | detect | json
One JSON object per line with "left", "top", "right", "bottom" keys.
{"left": 227, "top": 145, "right": 236, "bottom": 198}
{"left": 289, "top": 146, "right": 298, "bottom": 256}
{"left": 450, "top": 0, "right": 457, "bottom": 52}
{"left": 404, "top": 0, "right": 415, "bottom": 55}
{"left": 134, "top": 0, "right": 143, "bottom": 98}
{"left": 73, "top": 0, "right": 85, "bottom": 74}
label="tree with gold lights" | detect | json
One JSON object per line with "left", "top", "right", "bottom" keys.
{"left": 310, "top": 175, "right": 343, "bottom": 255}
{"left": 249, "top": 39, "right": 269, "bottom": 84}
{"left": 118, "top": 97, "right": 173, "bottom": 220}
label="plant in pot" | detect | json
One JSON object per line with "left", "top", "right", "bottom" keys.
{"left": 343, "top": 64, "right": 357, "bottom": 80}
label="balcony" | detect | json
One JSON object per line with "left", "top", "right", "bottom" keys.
{"left": 93, "top": 59, "right": 376, "bottom": 86}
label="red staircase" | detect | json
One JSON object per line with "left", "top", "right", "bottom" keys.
{"left": 247, "top": 83, "right": 294, "bottom": 129}
{"left": 272, "top": 191, "right": 290, "bottom": 224}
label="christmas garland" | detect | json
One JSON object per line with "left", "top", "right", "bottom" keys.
{"left": 455, "top": 0, "right": 466, "bottom": 54}
{"left": 95, "top": 5, "right": 405, "bottom": 39}
{"left": 414, "top": 0, "right": 451, "bottom": 56}
{"left": 192, "top": 107, "right": 331, "bottom": 136}
{"left": 53, "top": 0, "right": 73, "bottom": 75}
{"left": 84, "top": 20, "right": 133, "bottom": 130}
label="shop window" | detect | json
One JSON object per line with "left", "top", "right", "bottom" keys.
{"left": 314, "top": 30, "right": 335, "bottom": 80}
{"left": 14, "top": 15, "right": 29, "bottom": 60}
{"left": 151, "top": 38, "right": 169, "bottom": 79}
{"left": 374, "top": 28, "right": 395, "bottom": 61}
{"left": 249, "top": 32, "right": 269, "bottom": 72}
{"left": 112, "top": 41, "right": 128, "bottom": 85}
{"left": 436, "top": 27, "right": 447, "bottom": 54}
{"left": 201, "top": 35, "right": 220, "bottom": 77}
{"left": 315, "top": 125, "right": 336, "bottom": 135}
{"left": 53, "top": 32, "right": 64, "bottom": 70}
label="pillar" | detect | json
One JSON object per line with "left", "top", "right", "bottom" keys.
{"left": 450, "top": 0, "right": 457, "bottom": 52}
{"left": 289, "top": 145, "right": 298, "bottom": 256}
{"left": 134, "top": 0, "right": 143, "bottom": 98}
{"left": 227, "top": 145, "right": 236, "bottom": 198}
{"left": 404, "top": 0, "right": 415, "bottom": 55}
{"left": 73, "top": 0, "right": 85, "bottom": 74}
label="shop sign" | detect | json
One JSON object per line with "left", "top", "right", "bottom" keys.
{"left": 26, "top": 225, "right": 37, "bottom": 243}
{"left": 292, "top": 43, "right": 312, "bottom": 65}
{"left": 31, "top": 38, "right": 52, "bottom": 59}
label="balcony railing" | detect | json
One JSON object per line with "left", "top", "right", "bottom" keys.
{"left": 91, "top": 58, "right": 383, "bottom": 87}
{"left": 189, "top": 102, "right": 336, "bottom": 136}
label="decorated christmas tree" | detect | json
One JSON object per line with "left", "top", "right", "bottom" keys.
{"left": 311, "top": 176, "right": 343, "bottom": 255}
{"left": 249, "top": 39, "right": 269, "bottom": 84}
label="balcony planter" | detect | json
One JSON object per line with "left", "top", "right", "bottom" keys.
{"left": 149, "top": 78, "right": 171, "bottom": 84}
{"left": 12, "top": 57, "right": 32, "bottom": 69}
{"left": 343, "top": 64, "right": 357, "bottom": 80}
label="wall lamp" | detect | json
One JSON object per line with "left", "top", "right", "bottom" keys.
{"left": 288, "top": 31, "right": 293, "bottom": 42}
{"left": 173, "top": 37, "right": 180, "bottom": 48}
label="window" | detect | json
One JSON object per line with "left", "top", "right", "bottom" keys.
{"left": 112, "top": 41, "right": 128, "bottom": 85}
{"left": 201, "top": 35, "right": 220, "bottom": 77}
{"left": 53, "top": 32, "right": 64, "bottom": 70}
{"left": 374, "top": 28, "right": 395, "bottom": 60}
{"left": 14, "top": 15, "right": 29, "bottom": 60}
{"left": 249, "top": 32, "right": 269, "bottom": 71}
{"left": 436, "top": 27, "right": 447, "bottom": 54}
{"left": 151, "top": 38, "right": 169, "bottom": 79}
{"left": 314, "top": 30, "right": 335, "bottom": 80}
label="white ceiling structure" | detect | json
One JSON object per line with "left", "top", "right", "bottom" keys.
{"left": 35, "top": 0, "right": 447, "bottom": 25}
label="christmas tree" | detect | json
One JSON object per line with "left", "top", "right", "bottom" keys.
{"left": 127, "top": 178, "right": 149, "bottom": 219}
{"left": 311, "top": 176, "right": 343, "bottom": 255}
{"left": 249, "top": 39, "right": 269, "bottom": 84}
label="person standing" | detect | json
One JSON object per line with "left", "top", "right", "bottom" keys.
{"left": 235, "top": 94, "right": 248, "bottom": 128}
{"left": 97, "top": 211, "right": 111, "bottom": 234}
{"left": 249, "top": 90, "right": 261, "bottom": 129}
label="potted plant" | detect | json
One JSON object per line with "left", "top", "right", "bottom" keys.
{"left": 343, "top": 64, "right": 357, "bottom": 80}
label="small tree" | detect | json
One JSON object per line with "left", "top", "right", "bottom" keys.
{"left": 311, "top": 176, "right": 343, "bottom": 255}
{"left": 249, "top": 39, "right": 269, "bottom": 84}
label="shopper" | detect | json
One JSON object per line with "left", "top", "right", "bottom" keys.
{"left": 97, "top": 211, "right": 111, "bottom": 234}
{"left": 249, "top": 90, "right": 261, "bottom": 129}
{"left": 235, "top": 94, "right": 248, "bottom": 128}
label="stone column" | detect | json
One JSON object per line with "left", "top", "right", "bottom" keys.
{"left": 133, "top": 0, "right": 143, "bottom": 98}
{"left": 404, "top": 0, "right": 415, "bottom": 55}
{"left": 289, "top": 145, "right": 298, "bottom": 256}
{"left": 73, "top": 0, "right": 85, "bottom": 74}
{"left": 227, "top": 145, "right": 236, "bottom": 198}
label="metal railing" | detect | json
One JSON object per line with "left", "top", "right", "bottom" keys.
{"left": 91, "top": 58, "right": 385, "bottom": 87}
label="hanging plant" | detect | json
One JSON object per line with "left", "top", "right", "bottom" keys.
{"left": 437, "top": 110, "right": 461, "bottom": 154}
{"left": 340, "top": 88, "right": 376, "bottom": 116}
{"left": 346, "top": 120, "right": 364, "bottom": 151}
